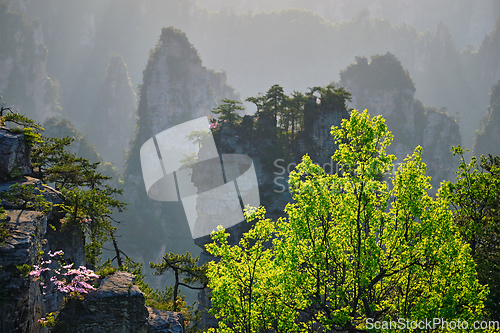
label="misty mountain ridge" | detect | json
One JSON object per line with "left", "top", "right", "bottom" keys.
{"left": 0, "top": 1, "right": 496, "bottom": 159}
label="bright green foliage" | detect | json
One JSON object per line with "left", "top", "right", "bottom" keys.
{"left": 206, "top": 110, "right": 485, "bottom": 332}
{"left": 206, "top": 208, "right": 300, "bottom": 333}
{"left": 0, "top": 183, "right": 53, "bottom": 214}
{"left": 15, "top": 263, "right": 31, "bottom": 278}
{"left": 0, "top": 206, "right": 9, "bottom": 245}
{"left": 31, "top": 136, "right": 75, "bottom": 183}
{"left": 38, "top": 311, "right": 59, "bottom": 329}
{"left": 441, "top": 147, "right": 500, "bottom": 319}
{"left": 211, "top": 99, "right": 244, "bottom": 125}
{"left": 3, "top": 111, "right": 44, "bottom": 146}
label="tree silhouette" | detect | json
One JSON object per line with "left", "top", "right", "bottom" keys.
{"left": 211, "top": 98, "right": 244, "bottom": 126}
{"left": 150, "top": 252, "right": 208, "bottom": 312}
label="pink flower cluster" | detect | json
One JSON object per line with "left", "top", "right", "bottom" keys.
{"left": 51, "top": 265, "right": 99, "bottom": 294}
{"left": 29, "top": 250, "right": 99, "bottom": 297}
{"left": 209, "top": 121, "right": 220, "bottom": 130}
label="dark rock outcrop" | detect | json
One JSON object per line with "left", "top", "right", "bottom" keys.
{"left": 54, "top": 272, "right": 184, "bottom": 333}
{"left": 73, "top": 272, "right": 149, "bottom": 333}
{"left": 0, "top": 208, "right": 48, "bottom": 333}
{"left": 0, "top": 128, "right": 31, "bottom": 181}
{"left": 147, "top": 307, "right": 184, "bottom": 333}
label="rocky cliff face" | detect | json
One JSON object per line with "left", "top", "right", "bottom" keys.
{"left": 340, "top": 53, "right": 461, "bottom": 187}
{"left": 24, "top": 0, "right": 195, "bottom": 125}
{"left": 421, "top": 108, "right": 462, "bottom": 186}
{"left": 0, "top": 4, "right": 59, "bottom": 122}
{"left": 120, "top": 27, "right": 238, "bottom": 293}
{"left": 120, "top": 28, "right": 351, "bottom": 323}
{"left": 124, "top": 25, "right": 238, "bottom": 206}
{"left": 0, "top": 175, "right": 85, "bottom": 333}
{"left": 0, "top": 128, "right": 31, "bottom": 181}
{"left": 42, "top": 117, "right": 101, "bottom": 164}
{"left": 88, "top": 55, "right": 137, "bottom": 170}
{"left": 133, "top": 27, "right": 237, "bottom": 141}
{"left": 412, "top": 22, "right": 480, "bottom": 151}
{"left": 0, "top": 128, "right": 84, "bottom": 332}
{"left": 53, "top": 272, "right": 184, "bottom": 333}
{"left": 475, "top": 19, "right": 500, "bottom": 90}
{"left": 340, "top": 53, "right": 417, "bottom": 161}
{"left": 474, "top": 80, "right": 500, "bottom": 158}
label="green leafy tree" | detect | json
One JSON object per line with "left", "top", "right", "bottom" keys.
{"left": 206, "top": 110, "right": 485, "bottom": 332}
{"left": 442, "top": 148, "right": 500, "bottom": 319}
{"left": 34, "top": 142, "right": 126, "bottom": 267}
{"left": 206, "top": 208, "right": 299, "bottom": 333}
{"left": 31, "top": 136, "right": 74, "bottom": 182}
{"left": 1, "top": 109, "right": 127, "bottom": 270}
{"left": 0, "top": 206, "right": 9, "bottom": 245}
{"left": 317, "top": 84, "right": 352, "bottom": 112}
